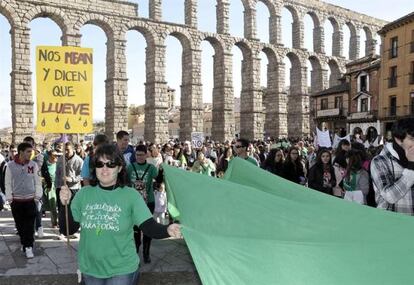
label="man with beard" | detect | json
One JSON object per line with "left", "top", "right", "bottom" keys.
{"left": 182, "top": 141, "right": 197, "bottom": 168}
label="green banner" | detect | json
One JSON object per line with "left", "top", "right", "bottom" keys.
{"left": 164, "top": 158, "right": 414, "bottom": 285}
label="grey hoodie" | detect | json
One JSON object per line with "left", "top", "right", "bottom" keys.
{"left": 55, "top": 154, "right": 83, "bottom": 190}
{"left": 5, "top": 160, "right": 42, "bottom": 201}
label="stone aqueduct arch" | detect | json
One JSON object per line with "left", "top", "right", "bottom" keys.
{"left": 1, "top": 0, "right": 386, "bottom": 143}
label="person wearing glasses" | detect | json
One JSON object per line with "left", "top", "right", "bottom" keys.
{"left": 234, "top": 138, "right": 259, "bottom": 166}
{"left": 282, "top": 146, "right": 306, "bottom": 185}
{"left": 59, "top": 143, "right": 181, "bottom": 285}
{"left": 127, "top": 144, "right": 159, "bottom": 263}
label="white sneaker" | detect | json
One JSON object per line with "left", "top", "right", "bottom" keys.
{"left": 25, "top": 247, "right": 34, "bottom": 259}
{"left": 37, "top": 227, "right": 44, "bottom": 238}
{"left": 3, "top": 201, "right": 10, "bottom": 211}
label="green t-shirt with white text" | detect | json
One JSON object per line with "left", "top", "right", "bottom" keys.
{"left": 127, "top": 162, "right": 158, "bottom": 203}
{"left": 71, "top": 185, "right": 152, "bottom": 278}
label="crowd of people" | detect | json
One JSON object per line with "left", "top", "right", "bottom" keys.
{"left": 0, "top": 117, "right": 413, "bottom": 284}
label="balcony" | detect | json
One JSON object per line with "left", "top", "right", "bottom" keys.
{"left": 382, "top": 105, "right": 414, "bottom": 118}
{"left": 348, "top": 110, "right": 378, "bottom": 120}
{"left": 411, "top": 41, "right": 414, "bottom": 53}
{"left": 316, "top": 108, "right": 342, "bottom": 118}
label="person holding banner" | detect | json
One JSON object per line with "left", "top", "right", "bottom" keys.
{"left": 59, "top": 143, "right": 181, "bottom": 284}
{"left": 191, "top": 150, "right": 216, "bottom": 176}
{"left": 235, "top": 138, "right": 259, "bottom": 166}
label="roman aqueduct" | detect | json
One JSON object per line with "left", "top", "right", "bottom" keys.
{"left": 0, "top": 0, "right": 386, "bottom": 142}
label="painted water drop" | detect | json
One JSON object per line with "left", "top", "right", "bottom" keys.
{"left": 55, "top": 116, "right": 59, "bottom": 123}
{"left": 65, "top": 119, "right": 71, "bottom": 130}
{"left": 41, "top": 118, "right": 46, "bottom": 127}
{"left": 83, "top": 120, "right": 88, "bottom": 127}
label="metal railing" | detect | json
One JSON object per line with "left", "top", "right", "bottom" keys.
{"left": 381, "top": 105, "right": 414, "bottom": 117}
{"left": 348, "top": 110, "right": 378, "bottom": 119}
{"left": 382, "top": 106, "right": 400, "bottom": 117}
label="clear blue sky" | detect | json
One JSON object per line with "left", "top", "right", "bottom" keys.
{"left": 0, "top": 0, "right": 413, "bottom": 128}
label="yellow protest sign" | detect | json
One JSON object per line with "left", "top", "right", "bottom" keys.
{"left": 36, "top": 46, "right": 93, "bottom": 133}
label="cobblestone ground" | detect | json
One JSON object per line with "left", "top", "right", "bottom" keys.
{"left": 0, "top": 210, "right": 201, "bottom": 285}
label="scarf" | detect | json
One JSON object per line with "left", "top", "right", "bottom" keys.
{"left": 393, "top": 142, "right": 410, "bottom": 168}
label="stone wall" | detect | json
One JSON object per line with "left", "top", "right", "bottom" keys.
{"left": 0, "top": 0, "right": 387, "bottom": 143}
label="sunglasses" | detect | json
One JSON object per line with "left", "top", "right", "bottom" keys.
{"left": 235, "top": 145, "right": 244, "bottom": 148}
{"left": 95, "top": 161, "right": 118, "bottom": 168}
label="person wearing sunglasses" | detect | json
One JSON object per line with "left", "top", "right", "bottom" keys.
{"left": 59, "top": 143, "right": 181, "bottom": 285}
{"left": 234, "top": 138, "right": 259, "bottom": 166}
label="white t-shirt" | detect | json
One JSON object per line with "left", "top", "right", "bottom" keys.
{"left": 147, "top": 154, "right": 163, "bottom": 169}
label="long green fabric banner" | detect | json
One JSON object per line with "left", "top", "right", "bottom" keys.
{"left": 163, "top": 158, "right": 414, "bottom": 285}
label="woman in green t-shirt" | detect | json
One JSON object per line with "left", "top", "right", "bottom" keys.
{"left": 60, "top": 144, "right": 181, "bottom": 285}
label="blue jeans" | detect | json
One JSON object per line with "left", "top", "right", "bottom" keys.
{"left": 82, "top": 269, "right": 140, "bottom": 285}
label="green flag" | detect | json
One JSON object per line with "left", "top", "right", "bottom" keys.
{"left": 164, "top": 158, "right": 414, "bottom": 285}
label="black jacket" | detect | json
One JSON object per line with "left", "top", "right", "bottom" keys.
{"left": 282, "top": 160, "right": 305, "bottom": 184}
{"left": 308, "top": 163, "right": 336, "bottom": 195}
{"left": 0, "top": 160, "right": 7, "bottom": 194}
{"left": 265, "top": 162, "right": 284, "bottom": 177}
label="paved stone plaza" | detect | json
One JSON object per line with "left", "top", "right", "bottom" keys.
{"left": 0, "top": 210, "right": 201, "bottom": 285}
